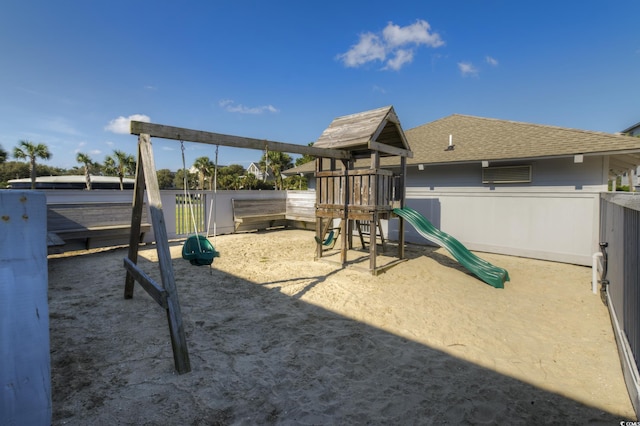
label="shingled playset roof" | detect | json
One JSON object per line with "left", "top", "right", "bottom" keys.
{"left": 313, "top": 105, "right": 412, "bottom": 159}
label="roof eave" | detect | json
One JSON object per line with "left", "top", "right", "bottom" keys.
{"left": 410, "top": 149, "right": 640, "bottom": 166}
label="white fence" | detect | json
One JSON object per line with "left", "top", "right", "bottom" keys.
{"left": 44, "top": 188, "right": 602, "bottom": 266}
{"left": 43, "top": 189, "right": 314, "bottom": 242}
{"left": 387, "top": 188, "right": 602, "bottom": 267}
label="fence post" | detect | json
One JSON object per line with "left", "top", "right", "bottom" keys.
{"left": 0, "top": 191, "right": 51, "bottom": 425}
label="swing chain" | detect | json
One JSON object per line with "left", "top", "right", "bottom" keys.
{"left": 263, "top": 142, "right": 269, "bottom": 182}
{"left": 179, "top": 140, "right": 204, "bottom": 254}
{"left": 180, "top": 140, "right": 187, "bottom": 189}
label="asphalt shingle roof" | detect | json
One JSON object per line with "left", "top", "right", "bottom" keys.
{"left": 407, "top": 114, "right": 640, "bottom": 165}
{"left": 286, "top": 113, "right": 640, "bottom": 174}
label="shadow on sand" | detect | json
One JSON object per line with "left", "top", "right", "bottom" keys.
{"left": 48, "top": 244, "right": 630, "bottom": 425}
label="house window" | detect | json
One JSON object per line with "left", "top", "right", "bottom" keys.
{"left": 482, "top": 165, "right": 532, "bottom": 184}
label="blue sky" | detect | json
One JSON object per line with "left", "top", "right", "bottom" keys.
{"left": 1, "top": 1, "right": 639, "bottom": 171}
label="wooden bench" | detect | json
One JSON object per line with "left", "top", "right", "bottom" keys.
{"left": 232, "top": 199, "right": 287, "bottom": 232}
{"left": 47, "top": 202, "right": 151, "bottom": 253}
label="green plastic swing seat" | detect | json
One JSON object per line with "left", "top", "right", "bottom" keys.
{"left": 314, "top": 230, "right": 335, "bottom": 246}
{"left": 182, "top": 235, "right": 220, "bottom": 266}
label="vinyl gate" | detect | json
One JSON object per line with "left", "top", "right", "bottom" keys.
{"left": 175, "top": 193, "right": 207, "bottom": 235}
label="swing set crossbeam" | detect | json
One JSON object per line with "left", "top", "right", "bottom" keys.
{"left": 130, "top": 121, "right": 351, "bottom": 160}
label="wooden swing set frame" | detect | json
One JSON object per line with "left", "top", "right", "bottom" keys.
{"left": 124, "top": 121, "right": 349, "bottom": 374}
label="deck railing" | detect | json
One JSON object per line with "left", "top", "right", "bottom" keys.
{"left": 316, "top": 170, "right": 401, "bottom": 215}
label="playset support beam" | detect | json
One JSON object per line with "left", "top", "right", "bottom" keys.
{"left": 130, "top": 121, "right": 351, "bottom": 160}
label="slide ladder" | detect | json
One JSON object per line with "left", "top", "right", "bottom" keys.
{"left": 393, "top": 207, "right": 510, "bottom": 288}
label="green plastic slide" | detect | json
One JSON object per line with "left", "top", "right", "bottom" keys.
{"left": 393, "top": 207, "right": 509, "bottom": 288}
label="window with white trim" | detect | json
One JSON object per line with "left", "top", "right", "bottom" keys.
{"left": 482, "top": 165, "right": 532, "bottom": 184}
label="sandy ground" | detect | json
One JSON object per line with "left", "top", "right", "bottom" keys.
{"left": 48, "top": 229, "right": 635, "bottom": 425}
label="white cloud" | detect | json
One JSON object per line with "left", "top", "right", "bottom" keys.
{"left": 337, "top": 32, "right": 386, "bottom": 67}
{"left": 385, "top": 49, "right": 414, "bottom": 71}
{"left": 219, "top": 99, "right": 279, "bottom": 114}
{"left": 458, "top": 62, "right": 478, "bottom": 77}
{"left": 104, "top": 114, "right": 151, "bottom": 134}
{"left": 485, "top": 56, "right": 498, "bottom": 66}
{"left": 337, "top": 19, "right": 444, "bottom": 71}
{"left": 382, "top": 20, "right": 444, "bottom": 49}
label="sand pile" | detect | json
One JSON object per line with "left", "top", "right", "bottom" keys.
{"left": 48, "top": 229, "right": 635, "bottom": 424}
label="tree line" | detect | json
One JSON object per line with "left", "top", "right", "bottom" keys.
{"left": 0, "top": 140, "right": 312, "bottom": 190}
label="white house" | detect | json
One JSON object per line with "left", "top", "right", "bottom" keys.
{"left": 246, "top": 162, "right": 273, "bottom": 182}
{"left": 619, "top": 121, "right": 640, "bottom": 189}
{"left": 621, "top": 121, "right": 640, "bottom": 138}
{"left": 289, "top": 112, "right": 640, "bottom": 266}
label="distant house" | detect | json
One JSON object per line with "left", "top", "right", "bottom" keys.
{"left": 621, "top": 121, "right": 640, "bottom": 138}
{"left": 7, "top": 175, "right": 135, "bottom": 190}
{"left": 247, "top": 162, "right": 273, "bottom": 181}
{"left": 288, "top": 112, "right": 640, "bottom": 266}
{"left": 619, "top": 121, "right": 640, "bottom": 188}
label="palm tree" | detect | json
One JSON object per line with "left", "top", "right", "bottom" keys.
{"left": 295, "top": 142, "right": 315, "bottom": 166}
{"left": 104, "top": 150, "right": 135, "bottom": 190}
{"left": 283, "top": 174, "right": 307, "bottom": 190}
{"left": 242, "top": 173, "right": 259, "bottom": 190}
{"left": 173, "top": 169, "right": 197, "bottom": 190}
{"left": 192, "top": 156, "right": 212, "bottom": 190}
{"left": 217, "top": 174, "right": 238, "bottom": 190}
{"left": 12, "top": 140, "right": 52, "bottom": 189}
{"left": 76, "top": 152, "right": 94, "bottom": 190}
{"left": 260, "top": 151, "right": 293, "bottom": 190}
{"left": 0, "top": 144, "right": 7, "bottom": 164}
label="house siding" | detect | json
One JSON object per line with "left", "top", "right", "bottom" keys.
{"left": 308, "top": 155, "right": 606, "bottom": 266}
{"left": 383, "top": 155, "right": 608, "bottom": 266}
